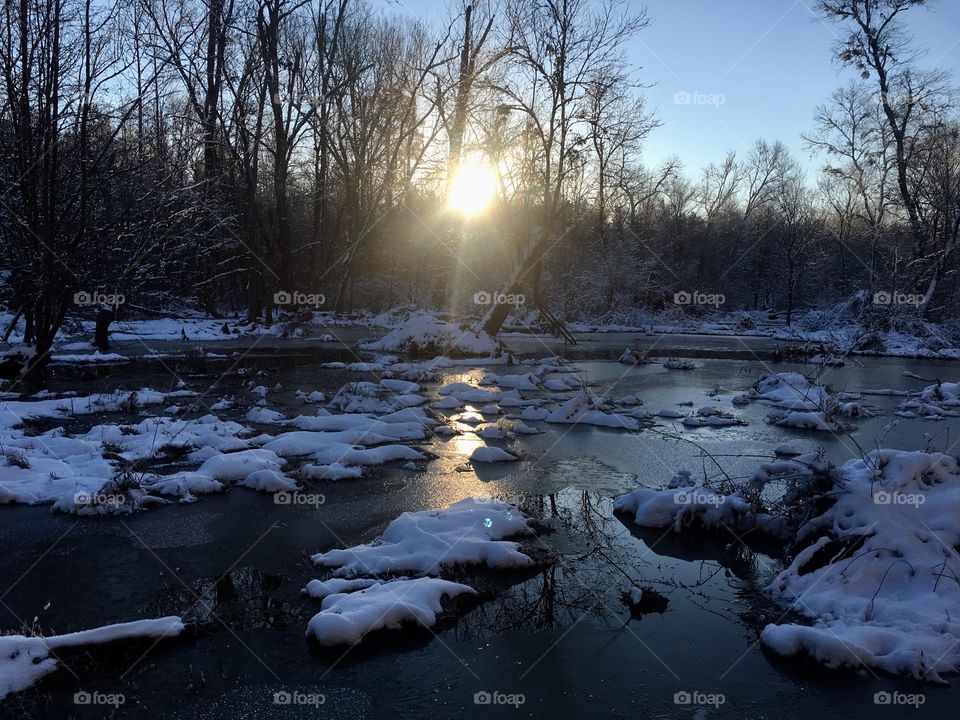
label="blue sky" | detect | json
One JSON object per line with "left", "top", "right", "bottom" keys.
{"left": 377, "top": 0, "right": 960, "bottom": 175}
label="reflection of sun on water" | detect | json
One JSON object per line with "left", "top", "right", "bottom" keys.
{"left": 453, "top": 432, "right": 483, "bottom": 457}
{"left": 447, "top": 155, "right": 497, "bottom": 216}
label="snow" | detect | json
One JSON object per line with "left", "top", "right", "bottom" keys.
{"left": 380, "top": 378, "right": 421, "bottom": 394}
{"left": 311, "top": 498, "right": 534, "bottom": 577}
{"left": 768, "top": 410, "right": 843, "bottom": 432}
{"left": 0, "top": 617, "right": 184, "bottom": 700}
{"left": 437, "top": 382, "right": 500, "bottom": 403}
{"left": 897, "top": 380, "right": 960, "bottom": 419}
{"left": 305, "top": 578, "right": 476, "bottom": 646}
{"left": 514, "top": 423, "right": 542, "bottom": 434}
{"left": 613, "top": 485, "right": 752, "bottom": 531}
{"left": 51, "top": 351, "right": 127, "bottom": 364}
{"left": 245, "top": 407, "right": 286, "bottom": 424}
{"left": 237, "top": 469, "right": 299, "bottom": 492}
{"left": 301, "top": 463, "right": 364, "bottom": 480}
{"left": 360, "top": 311, "right": 499, "bottom": 358}
{"left": 483, "top": 373, "right": 540, "bottom": 390}
{"left": 519, "top": 406, "right": 549, "bottom": 421}
{"left": 303, "top": 577, "right": 379, "bottom": 600}
{"left": 762, "top": 450, "right": 960, "bottom": 681}
{"left": 431, "top": 395, "right": 461, "bottom": 410}
{"left": 544, "top": 375, "right": 581, "bottom": 391}
{"left": 469, "top": 446, "right": 517, "bottom": 462}
{"left": 546, "top": 393, "right": 639, "bottom": 430}
{"left": 753, "top": 372, "right": 829, "bottom": 411}
{"left": 198, "top": 449, "right": 285, "bottom": 481}
{"left": 617, "top": 347, "right": 649, "bottom": 365}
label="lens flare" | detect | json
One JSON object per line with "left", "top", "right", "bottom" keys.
{"left": 447, "top": 156, "right": 497, "bottom": 216}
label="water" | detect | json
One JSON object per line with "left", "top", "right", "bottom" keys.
{"left": 1, "top": 334, "right": 957, "bottom": 719}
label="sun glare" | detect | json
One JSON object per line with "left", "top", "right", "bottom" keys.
{"left": 447, "top": 156, "right": 497, "bottom": 216}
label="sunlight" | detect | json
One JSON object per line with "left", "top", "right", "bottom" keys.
{"left": 447, "top": 155, "right": 497, "bottom": 216}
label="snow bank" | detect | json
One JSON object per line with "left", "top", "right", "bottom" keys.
{"left": 0, "top": 617, "right": 184, "bottom": 700}
{"left": 360, "top": 312, "right": 499, "bottom": 358}
{"left": 762, "top": 450, "right": 960, "bottom": 681}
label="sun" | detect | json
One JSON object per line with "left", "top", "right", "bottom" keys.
{"left": 447, "top": 155, "right": 497, "bottom": 216}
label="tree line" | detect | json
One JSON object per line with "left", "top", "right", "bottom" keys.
{"left": 0, "top": 0, "right": 958, "bottom": 379}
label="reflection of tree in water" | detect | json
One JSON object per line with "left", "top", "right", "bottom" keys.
{"left": 143, "top": 567, "right": 293, "bottom": 631}
{"left": 453, "top": 489, "right": 776, "bottom": 641}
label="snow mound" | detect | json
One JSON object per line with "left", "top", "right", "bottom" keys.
{"left": 238, "top": 469, "right": 299, "bottom": 492}
{"left": 762, "top": 450, "right": 960, "bottom": 681}
{"left": 198, "top": 449, "right": 285, "bottom": 481}
{"left": 305, "top": 578, "right": 476, "bottom": 645}
{"left": 753, "top": 372, "right": 830, "bottom": 411}
{"left": 303, "top": 577, "right": 379, "bottom": 600}
{"left": 470, "top": 446, "right": 517, "bottom": 462}
{"left": 897, "top": 380, "right": 960, "bottom": 419}
{"left": 311, "top": 498, "right": 534, "bottom": 577}
{"left": 613, "top": 486, "right": 752, "bottom": 531}
{"left": 546, "top": 393, "right": 638, "bottom": 430}
{"left": 360, "top": 312, "right": 499, "bottom": 358}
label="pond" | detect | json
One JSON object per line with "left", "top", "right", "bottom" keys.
{"left": 1, "top": 334, "right": 957, "bottom": 719}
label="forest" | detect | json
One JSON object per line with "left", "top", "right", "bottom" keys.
{"left": 1, "top": 0, "right": 958, "bottom": 374}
